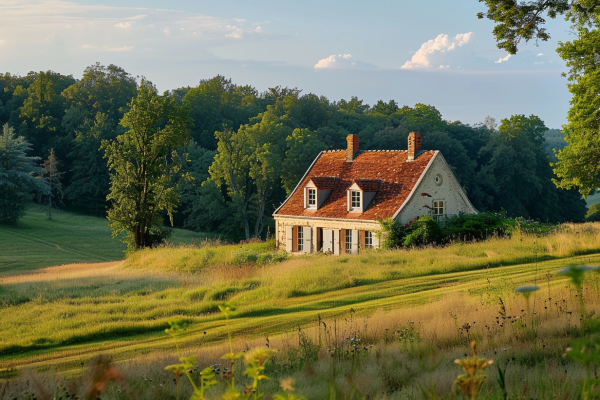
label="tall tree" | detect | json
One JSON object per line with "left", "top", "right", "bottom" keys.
{"left": 40, "top": 148, "right": 64, "bottom": 220}
{"left": 477, "top": 0, "right": 600, "bottom": 196}
{"left": 0, "top": 124, "right": 45, "bottom": 224}
{"left": 62, "top": 64, "right": 137, "bottom": 214}
{"left": 103, "top": 82, "right": 192, "bottom": 250}
{"left": 209, "top": 105, "right": 290, "bottom": 239}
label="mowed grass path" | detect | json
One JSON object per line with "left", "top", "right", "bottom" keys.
{"left": 0, "top": 206, "right": 213, "bottom": 275}
{"left": 2, "top": 223, "right": 600, "bottom": 373}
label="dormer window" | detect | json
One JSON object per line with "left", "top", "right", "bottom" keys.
{"left": 350, "top": 191, "right": 361, "bottom": 209}
{"left": 304, "top": 177, "right": 336, "bottom": 210}
{"left": 307, "top": 189, "right": 316, "bottom": 207}
{"left": 347, "top": 180, "right": 379, "bottom": 213}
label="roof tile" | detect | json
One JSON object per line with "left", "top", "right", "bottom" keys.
{"left": 275, "top": 150, "right": 436, "bottom": 220}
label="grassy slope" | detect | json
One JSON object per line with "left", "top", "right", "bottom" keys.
{"left": 1, "top": 223, "right": 600, "bottom": 373}
{"left": 0, "top": 206, "right": 213, "bottom": 274}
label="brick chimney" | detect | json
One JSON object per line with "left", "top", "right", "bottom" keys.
{"left": 407, "top": 132, "right": 422, "bottom": 161}
{"left": 346, "top": 134, "right": 359, "bottom": 162}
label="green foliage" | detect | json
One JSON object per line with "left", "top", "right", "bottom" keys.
{"left": 587, "top": 203, "right": 600, "bottom": 222}
{"left": 402, "top": 215, "right": 444, "bottom": 247}
{"left": 103, "top": 81, "right": 192, "bottom": 250}
{"left": 0, "top": 124, "right": 45, "bottom": 224}
{"left": 444, "top": 212, "right": 511, "bottom": 241}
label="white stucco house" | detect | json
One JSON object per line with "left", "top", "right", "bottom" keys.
{"left": 273, "top": 132, "right": 477, "bottom": 254}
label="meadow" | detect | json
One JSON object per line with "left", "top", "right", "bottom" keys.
{"left": 2, "top": 222, "right": 600, "bottom": 398}
{"left": 0, "top": 205, "right": 213, "bottom": 274}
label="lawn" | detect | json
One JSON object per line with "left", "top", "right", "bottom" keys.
{"left": 0, "top": 205, "right": 214, "bottom": 274}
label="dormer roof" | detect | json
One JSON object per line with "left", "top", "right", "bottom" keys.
{"left": 274, "top": 149, "right": 437, "bottom": 221}
{"left": 352, "top": 179, "right": 380, "bottom": 192}
{"left": 308, "top": 176, "right": 337, "bottom": 190}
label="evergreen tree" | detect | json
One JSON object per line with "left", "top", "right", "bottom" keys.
{"left": 0, "top": 124, "right": 46, "bottom": 224}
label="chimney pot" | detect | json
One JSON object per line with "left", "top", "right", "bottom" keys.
{"left": 346, "top": 134, "right": 359, "bottom": 161}
{"left": 407, "top": 132, "right": 422, "bottom": 161}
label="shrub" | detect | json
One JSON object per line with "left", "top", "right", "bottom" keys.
{"left": 443, "top": 212, "right": 511, "bottom": 241}
{"left": 403, "top": 215, "right": 444, "bottom": 247}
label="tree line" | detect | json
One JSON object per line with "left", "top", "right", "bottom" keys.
{"left": 0, "top": 63, "right": 588, "bottom": 248}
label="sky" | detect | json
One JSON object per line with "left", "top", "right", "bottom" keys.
{"left": 0, "top": 0, "right": 577, "bottom": 128}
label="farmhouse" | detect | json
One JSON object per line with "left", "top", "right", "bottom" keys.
{"left": 273, "top": 132, "right": 477, "bottom": 254}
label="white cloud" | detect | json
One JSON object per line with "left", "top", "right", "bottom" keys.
{"left": 401, "top": 32, "right": 473, "bottom": 69}
{"left": 255, "top": 26, "right": 262, "bottom": 33}
{"left": 495, "top": 54, "right": 511, "bottom": 64}
{"left": 115, "top": 21, "right": 134, "bottom": 29}
{"left": 537, "top": 53, "right": 544, "bottom": 56}
{"left": 314, "top": 54, "right": 377, "bottom": 69}
{"left": 233, "top": 18, "right": 245, "bottom": 22}
{"left": 226, "top": 28, "right": 244, "bottom": 39}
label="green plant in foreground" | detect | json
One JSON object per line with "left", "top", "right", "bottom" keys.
{"left": 454, "top": 341, "right": 494, "bottom": 400}
{"left": 561, "top": 265, "right": 600, "bottom": 399}
{"left": 165, "top": 319, "right": 217, "bottom": 400}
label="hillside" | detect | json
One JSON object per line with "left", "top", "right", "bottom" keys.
{"left": 0, "top": 206, "right": 213, "bottom": 275}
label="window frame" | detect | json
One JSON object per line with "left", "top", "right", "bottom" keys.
{"left": 350, "top": 190, "right": 361, "bottom": 210}
{"left": 432, "top": 200, "right": 445, "bottom": 216}
{"left": 298, "top": 226, "right": 304, "bottom": 252}
{"left": 345, "top": 230, "right": 352, "bottom": 254}
{"left": 364, "top": 231, "right": 373, "bottom": 248}
{"left": 307, "top": 188, "right": 317, "bottom": 208}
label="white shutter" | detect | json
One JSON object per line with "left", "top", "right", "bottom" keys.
{"left": 347, "top": 191, "right": 350, "bottom": 211}
{"left": 372, "top": 232, "right": 380, "bottom": 249}
{"left": 333, "top": 230, "right": 340, "bottom": 255}
{"left": 286, "top": 226, "right": 293, "bottom": 252}
{"left": 351, "top": 229, "right": 359, "bottom": 254}
{"left": 303, "top": 226, "right": 312, "bottom": 253}
{"left": 323, "top": 230, "right": 333, "bottom": 253}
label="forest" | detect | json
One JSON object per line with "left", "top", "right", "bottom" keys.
{"left": 0, "top": 64, "right": 588, "bottom": 243}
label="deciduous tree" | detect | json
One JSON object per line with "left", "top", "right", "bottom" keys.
{"left": 103, "top": 82, "right": 192, "bottom": 250}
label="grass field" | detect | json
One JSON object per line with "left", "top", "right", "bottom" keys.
{"left": 0, "top": 205, "right": 214, "bottom": 275}
{"left": 2, "top": 222, "right": 600, "bottom": 398}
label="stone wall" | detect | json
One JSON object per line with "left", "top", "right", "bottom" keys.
{"left": 396, "top": 152, "right": 477, "bottom": 224}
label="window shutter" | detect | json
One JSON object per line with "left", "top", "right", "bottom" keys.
{"left": 292, "top": 226, "right": 298, "bottom": 252}
{"left": 323, "top": 229, "right": 333, "bottom": 253}
{"left": 286, "top": 226, "right": 293, "bottom": 252}
{"left": 333, "top": 230, "right": 340, "bottom": 256}
{"left": 351, "top": 230, "right": 359, "bottom": 254}
{"left": 347, "top": 191, "right": 350, "bottom": 212}
{"left": 340, "top": 229, "right": 346, "bottom": 254}
{"left": 372, "top": 232, "right": 380, "bottom": 249}
{"left": 358, "top": 230, "right": 365, "bottom": 250}
{"left": 303, "top": 226, "right": 312, "bottom": 253}
{"left": 316, "top": 228, "right": 322, "bottom": 252}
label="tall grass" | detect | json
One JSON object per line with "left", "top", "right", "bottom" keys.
{"left": 1, "top": 223, "right": 600, "bottom": 376}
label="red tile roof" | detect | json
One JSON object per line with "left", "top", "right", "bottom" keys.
{"left": 353, "top": 179, "right": 380, "bottom": 192}
{"left": 309, "top": 177, "right": 337, "bottom": 190}
{"left": 275, "top": 150, "right": 436, "bottom": 221}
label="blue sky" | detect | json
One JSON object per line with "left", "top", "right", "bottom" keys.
{"left": 0, "top": 0, "right": 575, "bottom": 127}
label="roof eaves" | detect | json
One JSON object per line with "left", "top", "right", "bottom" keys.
{"left": 273, "top": 151, "right": 325, "bottom": 215}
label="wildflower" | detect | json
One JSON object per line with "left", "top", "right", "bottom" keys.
{"left": 454, "top": 341, "right": 493, "bottom": 399}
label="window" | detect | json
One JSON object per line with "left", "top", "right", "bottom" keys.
{"left": 345, "top": 230, "right": 352, "bottom": 253}
{"left": 365, "top": 231, "right": 373, "bottom": 248}
{"left": 298, "top": 227, "right": 304, "bottom": 251}
{"left": 307, "top": 189, "right": 316, "bottom": 207}
{"left": 351, "top": 190, "right": 361, "bottom": 209}
{"left": 433, "top": 200, "right": 445, "bottom": 216}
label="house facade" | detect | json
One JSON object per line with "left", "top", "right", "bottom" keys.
{"left": 273, "top": 132, "right": 477, "bottom": 254}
